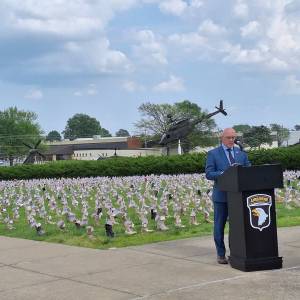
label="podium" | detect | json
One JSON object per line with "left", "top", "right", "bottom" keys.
{"left": 217, "top": 164, "right": 284, "bottom": 271}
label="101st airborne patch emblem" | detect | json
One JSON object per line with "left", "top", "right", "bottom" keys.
{"left": 247, "top": 194, "right": 272, "bottom": 231}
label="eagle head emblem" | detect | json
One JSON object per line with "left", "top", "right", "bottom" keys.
{"left": 252, "top": 208, "right": 268, "bottom": 226}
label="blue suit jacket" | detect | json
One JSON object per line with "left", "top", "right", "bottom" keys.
{"left": 205, "top": 145, "right": 251, "bottom": 203}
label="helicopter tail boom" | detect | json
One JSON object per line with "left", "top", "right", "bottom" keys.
{"left": 215, "top": 100, "right": 227, "bottom": 116}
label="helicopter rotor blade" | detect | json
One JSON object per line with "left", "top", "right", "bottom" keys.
{"left": 36, "top": 150, "right": 46, "bottom": 159}
{"left": 22, "top": 142, "right": 33, "bottom": 149}
{"left": 23, "top": 154, "right": 31, "bottom": 164}
{"left": 34, "top": 139, "right": 42, "bottom": 149}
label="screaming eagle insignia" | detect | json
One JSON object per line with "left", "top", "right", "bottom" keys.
{"left": 247, "top": 194, "right": 272, "bottom": 231}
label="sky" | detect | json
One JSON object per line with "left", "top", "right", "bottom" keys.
{"left": 0, "top": 0, "right": 300, "bottom": 137}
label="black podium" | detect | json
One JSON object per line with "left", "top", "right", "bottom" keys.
{"left": 217, "top": 164, "right": 284, "bottom": 272}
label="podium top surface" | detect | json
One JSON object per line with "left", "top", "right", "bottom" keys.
{"left": 217, "top": 164, "right": 284, "bottom": 192}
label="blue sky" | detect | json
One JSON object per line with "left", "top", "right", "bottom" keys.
{"left": 0, "top": 0, "right": 300, "bottom": 136}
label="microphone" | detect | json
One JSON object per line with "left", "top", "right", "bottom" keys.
{"left": 234, "top": 139, "right": 244, "bottom": 151}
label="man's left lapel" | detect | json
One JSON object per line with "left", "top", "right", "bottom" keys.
{"left": 233, "top": 147, "right": 241, "bottom": 164}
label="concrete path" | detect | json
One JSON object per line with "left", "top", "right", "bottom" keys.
{"left": 0, "top": 227, "right": 299, "bottom": 300}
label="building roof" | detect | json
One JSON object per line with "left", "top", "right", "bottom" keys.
{"left": 47, "top": 136, "right": 128, "bottom": 146}
{"left": 45, "top": 141, "right": 130, "bottom": 155}
{"left": 44, "top": 145, "right": 74, "bottom": 155}
{"left": 73, "top": 142, "right": 128, "bottom": 150}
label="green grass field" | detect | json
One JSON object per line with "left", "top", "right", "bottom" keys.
{"left": 0, "top": 202, "right": 299, "bottom": 250}
{"left": 1, "top": 172, "right": 299, "bottom": 249}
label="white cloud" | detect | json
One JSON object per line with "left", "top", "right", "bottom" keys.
{"left": 159, "top": 0, "right": 188, "bottom": 16}
{"left": 168, "top": 20, "right": 227, "bottom": 59}
{"left": 0, "top": 0, "right": 137, "bottom": 37}
{"left": 282, "top": 75, "right": 300, "bottom": 95}
{"left": 122, "top": 80, "right": 144, "bottom": 92}
{"left": 25, "top": 88, "right": 43, "bottom": 100}
{"left": 222, "top": 42, "right": 289, "bottom": 71}
{"left": 233, "top": 0, "right": 249, "bottom": 19}
{"left": 190, "top": 0, "right": 204, "bottom": 9}
{"left": 87, "top": 84, "right": 98, "bottom": 96}
{"left": 169, "top": 32, "right": 206, "bottom": 50}
{"left": 198, "top": 19, "right": 227, "bottom": 35}
{"left": 133, "top": 30, "right": 168, "bottom": 65}
{"left": 73, "top": 84, "right": 99, "bottom": 97}
{"left": 168, "top": 19, "right": 227, "bottom": 58}
{"left": 33, "top": 38, "right": 131, "bottom": 75}
{"left": 123, "top": 81, "right": 137, "bottom": 92}
{"left": 74, "top": 91, "right": 82, "bottom": 97}
{"left": 153, "top": 75, "right": 185, "bottom": 92}
{"left": 285, "top": 0, "right": 300, "bottom": 15}
{"left": 167, "top": 0, "right": 300, "bottom": 73}
{"left": 267, "top": 57, "right": 288, "bottom": 71}
{"left": 266, "top": 14, "right": 300, "bottom": 54}
{"left": 223, "top": 44, "right": 264, "bottom": 65}
{"left": 144, "top": 0, "right": 203, "bottom": 15}
{"left": 168, "top": 19, "right": 227, "bottom": 54}
{"left": 0, "top": 1, "right": 136, "bottom": 82}
{"left": 240, "top": 21, "right": 261, "bottom": 38}
{"left": 3, "top": 0, "right": 300, "bottom": 86}
{"left": 12, "top": 17, "right": 102, "bottom": 38}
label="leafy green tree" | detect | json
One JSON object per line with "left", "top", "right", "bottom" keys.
{"left": 116, "top": 129, "right": 130, "bottom": 137}
{"left": 135, "top": 102, "right": 173, "bottom": 138}
{"left": 243, "top": 125, "right": 272, "bottom": 149}
{"left": 0, "top": 107, "right": 43, "bottom": 166}
{"left": 63, "top": 114, "right": 111, "bottom": 139}
{"left": 135, "top": 100, "right": 217, "bottom": 152}
{"left": 46, "top": 130, "right": 62, "bottom": 141}
{"left": 233, "top": 124, "right": 251, "bottom": 134}
{"left": 100, "top": 127, "right": 112, "bottom": 137}
{"left": 270, "top": 123, "right": 290, "bottom": 147}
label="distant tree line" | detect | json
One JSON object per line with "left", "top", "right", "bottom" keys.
{"left": 45, "top": 115, "right": 130, "bottom": 141}
{"left": 233, "top": 123, "right": 291, "bottom": 149}
{"left": 0, "top": 104, "right": 299, "bottom": 165}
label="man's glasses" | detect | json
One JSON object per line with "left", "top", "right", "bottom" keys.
{"left": 224, "top": 136, "right": 236, "bottom": 140}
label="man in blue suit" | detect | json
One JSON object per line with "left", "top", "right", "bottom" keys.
{"left": 205, "top": 128, "right": 251, "bottom": 264}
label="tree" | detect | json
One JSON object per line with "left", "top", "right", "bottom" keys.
{"left": 63, "top": 114, "right": 111, "bottom": 139}
{"left": 135, "top": 102, "right": 173, "bottom": 138}
{"left": 295, "top": 125, "right": 300, "bottom": 131}
{"left": 243, "top": 125, "right": 272, "bottom": 149}
{"left": 0, "top": 107, "right": 43, "bottom": 166}
{"left": 134, "top": 100, "right": 217, "bottom": 152}
{"left": 116, "top": 129, "right": 130, "bottom": 137}
{"left": 46, "top": 130, "right": 62, "bottom": 141}
{"left": 270, "top": 123, "right": 290, "bottom": 147}
{"left": 100, "top": 127, "right": 112, "bottom": 137}
{"left": 233, "top": 124, "right": 251, "bottom": 134}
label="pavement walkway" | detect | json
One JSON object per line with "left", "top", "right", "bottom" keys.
{"left": 0, "top": 226, "right": 299, "bottom": 300}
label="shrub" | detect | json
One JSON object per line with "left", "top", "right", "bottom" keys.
{"left": 0, "top": 146, "right": 299, "bottom": 180}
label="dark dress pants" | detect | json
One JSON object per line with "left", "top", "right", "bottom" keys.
{"left": 213, "top": 201, "right": 228, "bottom": 257}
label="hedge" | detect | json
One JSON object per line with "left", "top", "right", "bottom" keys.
{"left": 0, "top": 146, "right": 299, "bottom": 180}
{"left": 248, "top": 146, "right": 300, "bottom": 170}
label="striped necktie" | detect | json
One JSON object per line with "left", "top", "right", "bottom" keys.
{"left": 226, "top": 148, "right": 235, "bottom": 165}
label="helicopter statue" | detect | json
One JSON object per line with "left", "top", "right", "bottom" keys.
{"left": 23, "top": 140, "right": 46, "bottom": 164}
{"left": 159, "top": 100, "right": 227, "bottom": 146}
